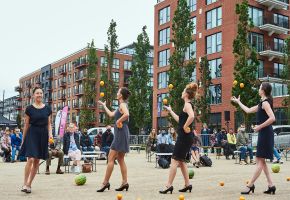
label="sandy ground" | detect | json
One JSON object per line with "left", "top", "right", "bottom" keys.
{"left": 0, "top": 151, "right": 289, "bottom": 200}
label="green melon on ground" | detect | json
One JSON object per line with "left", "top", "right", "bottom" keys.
{"left": 75, "top": 174, "right": 87, "bottom": 185}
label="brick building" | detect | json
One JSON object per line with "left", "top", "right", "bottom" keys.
{"left": 153, "top": 0, "right": 289, "bottom": 132}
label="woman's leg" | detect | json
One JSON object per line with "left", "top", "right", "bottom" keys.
{"left": 166, "top": 159, "right": 179, "bottom": 187}
{"left": 179, "top": 161, "right": 190, "bottom": 186}
{"left": 26, "top": 158, "right": 40, "bottom": 187}
{"left": 24, "top": 158, "right": 33, "bottom": 186}
{"left": 116, "top": 152, "right": 127, "bottom": 185}
{"left": 102, "top": 149, "right": 118, "bottom": 184}
{"left": 191, "top": 150, "right": 198, "bottom": 163}
{"left": 262, "top": 159, "right": 274, "bottom": 187}
{"left": 195, "top": 150, "right": 200, "bottom": 162}
{"left": 248, "top": 157, "right": 263, "bottom": 186}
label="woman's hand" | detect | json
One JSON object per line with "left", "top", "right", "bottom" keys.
{"left": 253, "top": 125, "right": 261, "bottom": 132}
{"left": 163, "top": 105, "right": 172, "bottom": 112}
{"left": 98, "top": 100, "right": 106, "bottom": 107}
{"left": 231, "top": 95, "right": 240, "bottom": 104}
{"left": 183, "top": 126, "right": 191, "bottom": 133}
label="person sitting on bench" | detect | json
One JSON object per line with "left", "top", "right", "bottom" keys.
{"left": 80, "top": 129, "right": 94, "bottom": 152}
{"left": 46, "top": 135, "right": 64, "bottom": 175}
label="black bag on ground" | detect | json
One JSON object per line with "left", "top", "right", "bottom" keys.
{"left": 200, "top": 155, "right": 212, "bottom": 167}
{"left": 158, "top": 157, "right": 170, "bottom": 169}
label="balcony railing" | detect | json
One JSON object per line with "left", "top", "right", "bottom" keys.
{"left": 257, "top": 41, "right": 285, "bottom": 61}
{"left": 26, "top": 83, "right": 31, "bottom": 88}
{"left": 60, "top": 81, "right": 67, "bottom": 87}
{"left": 14, "top": 86, "right": 22, "bottom": 92}
{"left": 46, "top": 75, "right": 53, "bottom": 80}
{"left": 58, "top": 69, "right": 67, "bottom": 75}
{"left": 255, "top": 0, "right": 289, "bottom": 11}
{"left": 73, "top": 58, "right": 88, "bottom": 69}
{"left": 258, "top": 16, "right": 289, "bottom": 36}
{"left": 75, "top": 89, "right": 84, "bottom": 96}
{"left": 58, "top": 95, "right": 66, "bottom": 100}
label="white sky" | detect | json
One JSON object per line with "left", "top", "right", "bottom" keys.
{"left": 0, "top": 0, "right": 156, "bottom": 99}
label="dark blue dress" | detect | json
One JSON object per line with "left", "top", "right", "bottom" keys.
{"left": 20, "top": 105, "right": 52, "bottom": 160}
{"left": 172, "top": 104, "right": 194, "bottom": 162}
{"left": 256, "top": 99, "right": 274, "bottom": 160}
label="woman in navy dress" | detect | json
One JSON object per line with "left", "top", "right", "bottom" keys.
{"left": 20, "top": 87, "right": 53, "bottom": 193}
{"left": 231, "top": 82, "right": 276, "bottom": 195}
{"left": 97, "top": 87, "right": 131, "bottom": 192}
{"left": 159, "top": 83, "right": 197, "bottom": 194}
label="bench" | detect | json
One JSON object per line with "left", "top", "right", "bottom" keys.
{"left": 155, "top": 153, "right": 173, "bottom": 168}
{"left": 234, "top": 150, "right": 257, "bottom": 164}
{"left": 130, "top": 145, "right": 141, "bottom": 153}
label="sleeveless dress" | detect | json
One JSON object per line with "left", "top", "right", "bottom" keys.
{"left": 172, "top": 104, "right": 194, "bottom": 162}
{"left": 20, "top": 105, "right": 52, "bottom": 160}
{"left": 256, "top": 99, "right": 274, "bottom": 160}
{"left": 110, "top": 106, "right": 130, "bottom": 153}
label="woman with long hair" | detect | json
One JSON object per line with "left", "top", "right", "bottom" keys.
{"left": 20, "top": 87, "right": 53, "bottom": 193}
{"left": 97, "top": 87, "right": 131, "bottom": 192}
{"left": 159, "top": 83, "right": 197, "bottom": 194}
{"left": 231, "top": 82, "right": 276, "bottom": 195}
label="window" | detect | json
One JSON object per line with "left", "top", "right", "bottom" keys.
{"left": 157, "top": 93, "right": 169, "bottom": 116}
{"left": 274, "top": 14, "right": 289, "bottom": 29}
{"left": 209, "top": 84, "right": 222, "bottom": 104}
{"left": 274, "top": 63, "right": 284, "bottom": 78}
{"left": 113, "top": 58, "right": 120, "bottom": 69}
{"left": 158, "top": 49, "right": 170, "bottom": 67}
{"left": 274, "top": 38, "right": 285, "bottom": 52}
{"left": 209, "top": 112, "right": 222, "bottom": 130}
{"left": 206, "top": 7, "right": 222, "bottom": 29}
{"left": 257, "top": 60, "right": 264, "bottom": 78}
{"left": 187, "top": 0, "right": 197, "bottom": 12}
{"left": 192, "top": 17, "right": 196, "bottom": 35}
{"left": 209, "top": 58, "right": 222, "bottom": 79}
{"left": 206, "top": 0, "right": 217, "bottom": 4}
{"left": 148, "top": 77, "right": 153, "bottom": 87}
{"left": 112, "top": 100, "right": 118, "bottom": 110}
{"left": 148, "top": 64, "right": 154, "bottom": 74}
{"left": 68, "top": 62, "right": 72, "bottom": 72}
{"left": 206, "top": 32, "right": 222, "bottom": 54}
{"left": 113, "top": 72, "right": 119, "bottom": 82}
{"left": 99, "top": 113, "right": 106, "bottom": 123}
{"left": 159, "top": 28, "right": 170, "bottom": 46}
{"left": 248, "top": 32, "right": 264, "bottom": 52}
{"left": 159, "top": 6, "right": 170, "bottom": 25}
{"left": 124, "top": 60, "right": 132, "bottom": 70}
{"left": 157, "top": 117, "right": 169, "bottom": 128}
{"left": 158, "top": 72, "right": 169, "bottom": 89}
{"left": 185, "top": 41, "right": 196, "bottom": 60}
{"left": 100, "top": 57, "right": 107, "bottom": 66}
{"left": 248, "top": 6, "right": 263, "bottom": 26}
{"left": 271, "top": 82, "right": 288, "bottom": 97}
{"left": 191, "top": 68, "right": 197, "bottom": 82}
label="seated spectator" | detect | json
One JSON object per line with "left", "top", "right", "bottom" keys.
{"left": 63, "top": 123, "right": 81, "bottom": 174}
{"left": 210, "top": 129, "right": 218, "bottom": 153}
{"left": 236, "top": 124, "right": 255, "bottom": 165}
{"left": 191, "top": 131, "right": 202, "bottom": 168}
{"left": 146, "top": 128, "right": 157, "bottom": 153}
{"left": 217, "top": 128, "right": 234, "bottom": 160}
{"left": 94, "top": 129, "right": 103, "bottom": 151}
{"left": 272, "top": 147, "right": 283, "bottom": 164}
{"left": 168, "top": 127, "right": 177, "bottom": 145}
{"left": 157, "top": 130, "right": 169, "bottom": 145}
{"left": 227, "top": 128, "right": 237, "bottom": 159}
{"left": 101, "top": 126, "right": 114, "bottom": 156}
{"left": 46, "top": 136, "right": 64, "bottom": 175}
{"left": 1, "top": 128, "right": 12, "bottom": 162}
{"left": 80, "top": 129, "right": 94, "bottom": 152}
{"left": 10, "top": 128, "right": 22, "bottom": 162}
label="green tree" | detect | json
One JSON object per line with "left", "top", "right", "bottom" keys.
{"left": 232, "top": 0, "right": 260, "bottom": 129}
{"left": 196, "top": 56, "right": 211, "bottom": 124}
{"left": 128, "top": 26, "right": 151, "bottom": 134}
{"left": 101, "top": 19, "right": 119, "bottom": 125}
{"left": 282, "top": 37, "right": 290, "bottom": 123}
{"left": 80, "top": 40, "right": 98, "bottom": 129}
{"left": 168, "top": 0, "right": 196, "bottom": 127}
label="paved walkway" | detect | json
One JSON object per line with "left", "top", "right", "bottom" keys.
{"left": 0, "top": 152, "right": 289, "bottom": 200}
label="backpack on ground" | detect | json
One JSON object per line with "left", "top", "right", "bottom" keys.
{"left": 200, "top": 155, "right": 212, "bottom": 167}
{"left": 158, "top": 157, "right": 170, "bottom": 169}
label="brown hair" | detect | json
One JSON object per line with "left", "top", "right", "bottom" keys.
{"left": 185, "top": 83, "right": 198, "bottom": 99}
{"left": 120, "top": 87, "right": 131, "bottom": 100}
{"left": 261, "top": 82, "right": 273, "bottom": 108}
{"left": 32, "top": 86, "right": 43, "bottom": 94}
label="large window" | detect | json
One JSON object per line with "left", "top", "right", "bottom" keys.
{"left": 124, "top": 60, "right": 132, "bottom": 70}
{"left": 274, "top": 38, "right": 285, "bottom": 52}
{"left": 158, "top": 49, "right": 170, "bottom": 67}
{"left": 158, "top": 72, "right": 169, "bottom": 89}
{"left": 206, "top": 32, "right": 222, "bottom": 54}
{"left": 113, "top": 72, "right": 119, "bottom": 82}
{"left": 257, "top": 60, "right": 264, "bottom": 78}
{"left": 206, "top": 0, "right": 218, "bottom": 5}
{"left": 274, "top": 63, "right": 284, "bottom": 78}
{"left": 206, "top": 7, "right": 222, "bottom": 29}
{"left": 185, "top": 41, "right": 196, "bottom": 60}
{"left": 274, "top": 14, "right": 289, "bottom": 29}
{"left": 271, "top": 82, "right": 288, "bottom": 97}
{"left": 113, "top": 58, "right": 120, "bottom": 69}
{"left": 209, "top": 84, "right": 222, "bottom": 104}
{"left": 248, "top": 32, "right": 263, "bottom": 52}
{"left": 157, "top": 93, "right": 169, "bottom": 117}
{"left": 100, "top": 57, "right": 107, "bottom": 66}
{"left": 192, "top": 17, "right": 196, "bottom": 35}
{"left": 187, "top": 0, "right": 197, "bottom": 12}
{"left": 159, "top": 6, "right": 170, "bottom": 25}
{"left": 159, "top": 28, "right": 170, "bottom": 46}
{"left": 248, "top": 6, "right": 263, "bottom": 26}
{"left": 209, "top": 58, "right": 222, "bottom": 79}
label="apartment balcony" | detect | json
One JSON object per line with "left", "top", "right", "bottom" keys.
{"left": 74, "top": 58, "right": 88, "bottom": 69}
{"left": 25, "top": 93, "right": 31, "bottom": 98}
{"left": 14, "top": 86, "right": 22, "bottom": 92}
{"left": 259, "top": 17, "right": 289, "bottom": 36}
{"left": 60, "top": 81, "right": 67, "bottom": 88}
{"left": 58, "top": 95, "right": 66, "bottom": 100}
{"left": 46, "top": 86, "right": 53, "bottom": 91}
{"left": 75, "top": 74, "right": 86, "bottom": 82}
{"left": 26, "top": 83, "right": 32, "bottom": 88}
{"left": 73, "top": 103, "right": 80, "bottom": 110}
{"left": 258, "top": 42, "right": 285, "bottom": 61}
{"left": 58, "top": 69, "right": 67, "bottom": 75}
{"left": 75, "top": 89, "right": 84, "bottom": 96}
{"left": 46, "top": 75, "right": 53, "bottom": 80}
{"left": 16, "top": 96, "right": 22, "bottom": 101}
{"left": 16, "top": 106, "right": 22, "bottom": 111}
{"left": 256, "top": 0, "right": 289, "bottom": 11}
{"left": 35, "top": 78, "right": 41, "bottom": 84}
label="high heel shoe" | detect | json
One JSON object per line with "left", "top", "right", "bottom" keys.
{"left": 96, "top": 182, "right": 110, "bottom": 192}
{"left": 115, "top": 183, "right": 129, "bottom": 191}
{"left": 179, "top": 185, "right": 192, "bottom": 192}
{"left": 264, "top": 186, "right": 276, "bottom": 195}
{"left": 241, "top": 185, "right": 255, "bottom": 195}
{"left": 159, "top": 186, "right": 174, "bottom": 194}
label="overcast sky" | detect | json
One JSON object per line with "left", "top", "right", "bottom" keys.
{"left": 0, "top": 0, "right": 156, "bottom": 99}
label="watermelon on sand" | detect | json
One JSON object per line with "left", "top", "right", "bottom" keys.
{"left": 75, "top": 174, "right": 86, "bottom": 185}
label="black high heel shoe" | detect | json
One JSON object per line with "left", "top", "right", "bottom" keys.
{"left": 264, "top": 186, "right": 276, "bottom": 195}
{"left": 159, "top": 186, "right": 174, "bottom": 194}
{"left": 179, "top": 185, "right": 192, "bottom": 192}
{"left": 241, "top": 185, "right": 255, "bottom": 195}
{"left": 115, "top": 183, "right": 129, "bottom": 191}
{"left": 96, "top": 182, "right": 110, "bottom": 192}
